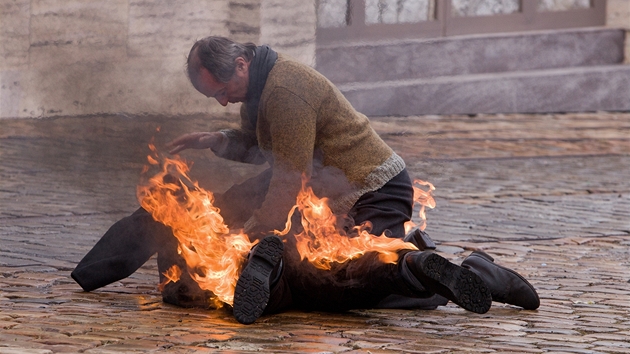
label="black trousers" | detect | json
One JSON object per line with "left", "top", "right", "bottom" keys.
{"left": 71, "top": 168, "right": 446, "bottom": 311}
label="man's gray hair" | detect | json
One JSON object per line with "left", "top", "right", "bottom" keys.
{"left": 187, "top": 36, "right": 256, "bottom": 83}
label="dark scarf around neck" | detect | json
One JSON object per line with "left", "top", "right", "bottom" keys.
{"left": 246, "top": 45, "right": 278, "bottom": 127}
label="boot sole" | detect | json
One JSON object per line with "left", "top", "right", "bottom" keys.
{"left": 233, "top": 235, "right": 284, "bottom": 324}
{"left": 415, "top": 252, "right": 492, "bottom": 314}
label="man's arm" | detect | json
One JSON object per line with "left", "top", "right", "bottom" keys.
{"left": 167, "top": 105, "right": 266, "bottom": 164}
{"left": 167, "top": 131, "right": 225, "bottom": 154}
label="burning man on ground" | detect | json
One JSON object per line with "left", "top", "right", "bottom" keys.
{"left": 71, "top": 36, "right": 539, "bottom": 325}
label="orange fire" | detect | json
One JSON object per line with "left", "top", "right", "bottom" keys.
{"left": 404, "top": 179, "right": 436, "bottom": 234}
{"left": 157, "top": 264, "right": 182, "bottom": 292}
{"left": 138, "top": 142, "right": 436, "bottom": 304}
{"left": 137, "top": 143, "right": 254, "bottom": 306}
{"left": 275, "top": 177, "right": 418, "bottom": 270}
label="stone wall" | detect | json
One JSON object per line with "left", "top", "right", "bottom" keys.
{"left": 607, "top": 0, "right": 630, "bottom": 63}
{"left": 0, "top": 0, "right": 317, "bottom": 119}
{"left": 0, "top": 0, "right": 234, "bottom": 119}
{"left": 260, "top": 0, "right": 316, "bottom": 66}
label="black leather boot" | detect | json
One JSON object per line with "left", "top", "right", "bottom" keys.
{"left": 375, "top": 227, "right": 448, "bottom": 310}
{"left": 461, "top": 251, "right": 540, "bottom": 310}
{"left": 232, "top": 235, "right": 284, "bottom": 324}
{"left": 402, "top": 251, "right": 492, "bottom": 314}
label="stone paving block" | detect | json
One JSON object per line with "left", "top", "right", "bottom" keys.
{"left": 574, "top": 325, "right": 622, "bottom": 334}
{"left": 591, "top": 348, "right": 630, "bottom": 354}
{"left": 0, "top": 349, "right": 54, "bottom": 354}
{"left": 487, "top": 344, "right": 545, "bottom": 353}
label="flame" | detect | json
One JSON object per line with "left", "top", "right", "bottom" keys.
{"left": 137, "top": 143, "right": 254, "bottom": 306}
{"left": 138, "top": 140, "right": 435, "bottom": 303}
{"left": 158, "top": 264, "right": 182, "bottom": 292}
{"left": 404, "top": 179, "right": 436, "bottom": 234}
{"left": 276, "top": 177, "right": 418, "bottom": 270}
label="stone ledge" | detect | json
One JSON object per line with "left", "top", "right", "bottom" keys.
{"left": 339, "top": 65, "right": 630, "bottom": 115}
{"left": 317, "top": 27, "right": 625, "bottom": 84}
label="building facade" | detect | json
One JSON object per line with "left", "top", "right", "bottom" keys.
{"left": 0, "top": 0, "right": 628, "bottom": 118}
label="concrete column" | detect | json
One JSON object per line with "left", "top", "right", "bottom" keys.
{"left": 607, "top": 0, "right": 630, "bottom": 63}
{"left": 259, "top": 0, "right": 317, "bottom": 67}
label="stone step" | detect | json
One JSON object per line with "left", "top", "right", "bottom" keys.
{"left": 338, "top": 64, "right": 630, "bottom": 116}
{"left": 317, "top": 27, "right": 625, "bottom": 84}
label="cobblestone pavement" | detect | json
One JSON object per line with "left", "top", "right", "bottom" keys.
{"left": 1, "top": 112, "right": 629, "bottom": 353}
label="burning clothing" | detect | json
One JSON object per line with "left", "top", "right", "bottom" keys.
{"left": 71, "top": 167, "right": 418, "bottom": 308}
{"left": 212, "top": 51, "right": 406, "bottom": 236}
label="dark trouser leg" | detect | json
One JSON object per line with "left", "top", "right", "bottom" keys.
{"left": 264, "top": 268, "right": 292, "bottom": 314}
{"left": 345, "top": 168, "right": 449, "bottom": 309}
{"left": 349, "top": 168, "right": 414, "bottom": 238}
{"left": 376, "top": 293, "right": 448, "bottom": 309}
{"left": 71, "top": 207, "right": 173, "bottom": 291}
{"left": 282, "top": 249, "right": 430, "bottom": 312}
{"left": 72, "top": 204, "right": 217, "bottom": 307}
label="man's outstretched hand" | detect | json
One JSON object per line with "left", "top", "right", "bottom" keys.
{"left": 167, "top": 132, "right": 224, "bottom": 154}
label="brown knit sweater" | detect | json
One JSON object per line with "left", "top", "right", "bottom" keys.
{"left": 214, "top": 54, "right": 405, "bottom": 234}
